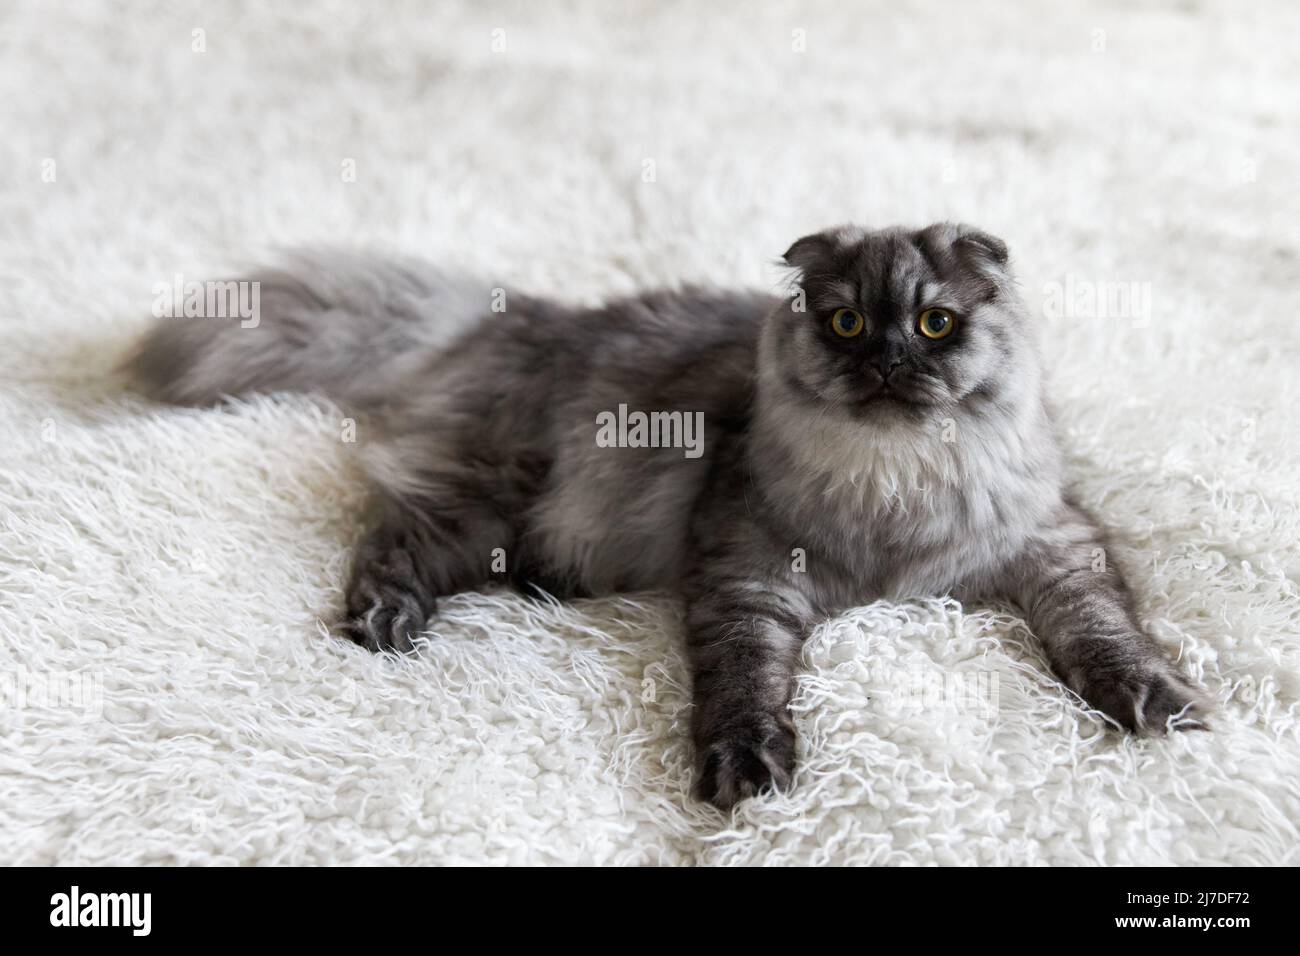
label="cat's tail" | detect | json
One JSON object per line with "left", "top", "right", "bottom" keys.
{"left": 125, "top": 249, "right": 483, "bottom": 413}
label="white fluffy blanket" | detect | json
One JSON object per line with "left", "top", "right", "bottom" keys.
{"left": 2, "top": 0, "right": 1297, "bottom": 865}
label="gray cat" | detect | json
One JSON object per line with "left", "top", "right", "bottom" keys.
{"left": 129, "top": 223, "right": 1208, "bottom": 808}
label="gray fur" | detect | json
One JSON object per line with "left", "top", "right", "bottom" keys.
{"left": 126, "top": 223, "right": 1209, "bottom": 809}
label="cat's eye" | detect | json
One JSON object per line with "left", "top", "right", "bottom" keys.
{"left": 918, "top": 308, "right": 956, "bottom": 340}
{"left": 831, "top": 308, "right": 865, "bottom": 338}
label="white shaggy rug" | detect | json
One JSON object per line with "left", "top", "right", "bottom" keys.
{"left": 2, "top": 0, "right": 1298, "bottom": 865}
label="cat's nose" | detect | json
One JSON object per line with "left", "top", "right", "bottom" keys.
{"left": 871, "top": 350, "right": 905, "bottom": 380}
{"left": 871, "top": 337, "right": 906, "bottom": 379}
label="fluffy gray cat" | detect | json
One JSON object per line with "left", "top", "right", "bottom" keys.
{"left": 129, "top": 223, "right": 1208, "bottom": 808}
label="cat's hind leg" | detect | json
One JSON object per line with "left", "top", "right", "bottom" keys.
{"left": 342, "top": 487, "right": 512, "bottom": 654}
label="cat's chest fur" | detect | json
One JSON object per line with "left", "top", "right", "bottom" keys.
{"left": 753, "top": 398, "right": 1061, "bottom": 609}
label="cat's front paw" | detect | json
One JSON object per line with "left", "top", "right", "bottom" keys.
{"left": 1076, "top": 656, "right": 1210, "bottom": 734}
{"left": 695, "top": 710, "right": 796, "bottom": 809}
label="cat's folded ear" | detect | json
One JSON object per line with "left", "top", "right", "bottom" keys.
{"left": 919, "top": 222, "right": 1012, "bottom": 300}
{"left": 782, "top": 226, "right": 862, "bottom": 275}
{"left": 782, "top": 232, "right": 835, "bottom": 274}
{"left": 950, "top": 224, "right": 1010, "bottom": 271}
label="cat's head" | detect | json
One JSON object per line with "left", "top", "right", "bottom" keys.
{"left": 765, "top": 223, "right": 1036, "bottom": 419}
